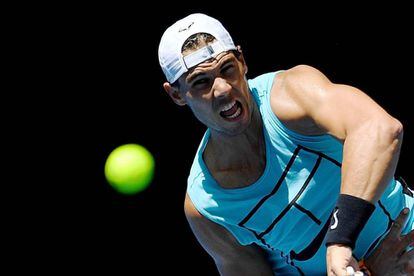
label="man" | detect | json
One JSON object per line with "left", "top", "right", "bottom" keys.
{"left": 158, "top": 13, "right": 413, "bottom": 275}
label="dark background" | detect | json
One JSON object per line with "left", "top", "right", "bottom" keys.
{"left": 40, "top": 4, "right": 412, "bottom": 275}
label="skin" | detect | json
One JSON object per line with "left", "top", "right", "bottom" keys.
{"left": 364, "top": 208, "right": 414, "bottom": 275}
{"left": 163, "top": 43, "right": 410, "bottom": 275}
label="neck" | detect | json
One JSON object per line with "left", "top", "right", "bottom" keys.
{"left": 206, "top": 101, "right": 266, "bottom": 172}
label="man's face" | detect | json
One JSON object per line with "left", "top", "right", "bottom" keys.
{"left": 176, "top": 51, "right": 253, "bottom": 136}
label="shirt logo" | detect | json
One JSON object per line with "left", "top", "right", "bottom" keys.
{"left": 330, "top": 209, "right": 339, "bottom": 230}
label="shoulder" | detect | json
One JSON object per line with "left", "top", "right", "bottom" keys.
{"left": 269, "top": 65, "right": 331, "bottom": 135}
{"left": 276, "top": 65, "right": 332, "bottom": 94}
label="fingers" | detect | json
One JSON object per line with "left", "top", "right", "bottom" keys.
{"left": 398, "top": 248, "right": 414, "bottom": 266}
{"left": 329, "top": 265, "right": 350, "bottom": 276}
{"left": 346, "top": 266, "right": 355, "bottom": 275}
{"left": 393, "top": 248, "right": 414, "bottom": 275}
{"left": 408, "top": 257, "right": 414, "bottom": 273}
{"left": 345, "top": 258, "right": 361, "bottom": 276}
{"left": 346, "top": 266, "right": 364, "bottom": 276}
{"left": 388, "top": 208, "right": 410, "bottom": 239}
{"left": 400, "top": 229, "right": 414, "bottom": 250}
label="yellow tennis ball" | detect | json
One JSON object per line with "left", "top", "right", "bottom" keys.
{"left": 104, "top": 144, "right": 155, "bottom": 195}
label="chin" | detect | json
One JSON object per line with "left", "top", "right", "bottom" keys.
{"left": 221, "top": 112, "right": 252, "bottom": 136}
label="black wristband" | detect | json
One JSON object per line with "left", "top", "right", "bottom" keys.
{"left": 325, "top": 194, "right": 376, "bottom": 249}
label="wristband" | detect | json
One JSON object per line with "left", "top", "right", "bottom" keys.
{"left": 326, "top": 194, "right": 375, "bottom": 249}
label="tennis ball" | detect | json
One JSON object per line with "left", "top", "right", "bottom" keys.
{"left": 104, "top": 144, "right": 155, "bottom": 195}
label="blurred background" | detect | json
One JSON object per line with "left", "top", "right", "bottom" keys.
{"left": 35, "top": 3, "right": 412, "bottom": 275}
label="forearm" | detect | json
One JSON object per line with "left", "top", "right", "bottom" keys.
{"left": 340, "top": 118, "right": 403, "bottom": 203}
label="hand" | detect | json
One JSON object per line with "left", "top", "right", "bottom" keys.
{"left": 365, "top": 208, "right": 414, "bottom": 275}
{"left": 326, "top": 244, "right": 359, "bottom": 275}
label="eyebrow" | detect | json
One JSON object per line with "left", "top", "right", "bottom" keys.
{"left": 186, "top": 58, "right": 235, "bottom": 84}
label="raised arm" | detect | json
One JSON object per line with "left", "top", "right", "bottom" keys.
{"left": 277, "top": 65, "right": 403, "bottom": 202}
{"left": 184, "top": 193, "right": 274, "bottom": 276}
{"left": 271, "top": 65, "right": 403, "bottom": 275}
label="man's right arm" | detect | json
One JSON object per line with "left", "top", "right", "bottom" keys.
{"left": 184, "top": 193, "right": 274, "bottom": 276}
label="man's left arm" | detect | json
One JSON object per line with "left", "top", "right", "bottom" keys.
{"left": 284, "top": 65, "right": 404, "bottom": 275}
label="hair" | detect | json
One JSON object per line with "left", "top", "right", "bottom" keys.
{"left": 172, "top": 33, "right": 240, "bottom": 87}
{"left": 181, "top": 33, "right": 216, "bottom": 54}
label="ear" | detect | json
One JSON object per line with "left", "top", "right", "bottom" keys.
{"left": 236, "top": 45, "right": 248, "bottom": 75}
{"left": 163, "top": 82, "right": 187, "bottom": 106}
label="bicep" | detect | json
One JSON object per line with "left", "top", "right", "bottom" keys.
{"left": 313, "top": 83, "right": 396, "bottom": 140}
{"left": 184, "top": 193, "right": 274, "bottom": 276}
{"left": 285, "top": 65, "right": 398, "bottom": 140}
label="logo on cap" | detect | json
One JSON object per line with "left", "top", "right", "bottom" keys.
{"left": 178, "top": 22, "right": 194, "bottom": 32}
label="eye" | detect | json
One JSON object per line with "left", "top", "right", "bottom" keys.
{"left": 221, "top": 64, "right": 235, "bottom": 75}
{"left": 193, "top": 78, "right": 209, "bottom": 87}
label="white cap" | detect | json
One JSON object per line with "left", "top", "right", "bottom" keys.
{"left": 158, "top": 13, "right": 237, "bottom": 83}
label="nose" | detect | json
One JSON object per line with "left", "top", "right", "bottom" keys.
{"left": 213, "top": 77, "right": 232, "bottom": 98}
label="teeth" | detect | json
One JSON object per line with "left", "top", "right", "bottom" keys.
{"left": 227, "top": 107, "right": 241, "bottom": 118}
{"left": 220, "top": 101, "right": 236, "bottom": 112}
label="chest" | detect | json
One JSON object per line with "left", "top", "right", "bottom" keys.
{"left": 211, "top": 161, "right": 266, "bottom": 189}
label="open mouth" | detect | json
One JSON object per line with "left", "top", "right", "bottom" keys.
{"left": 219, "top": 100, "right": 243, "bottom": 120}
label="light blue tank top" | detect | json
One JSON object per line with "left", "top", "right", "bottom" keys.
{"left": 187, "top": 71, "right": 413, "bottom": 275}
